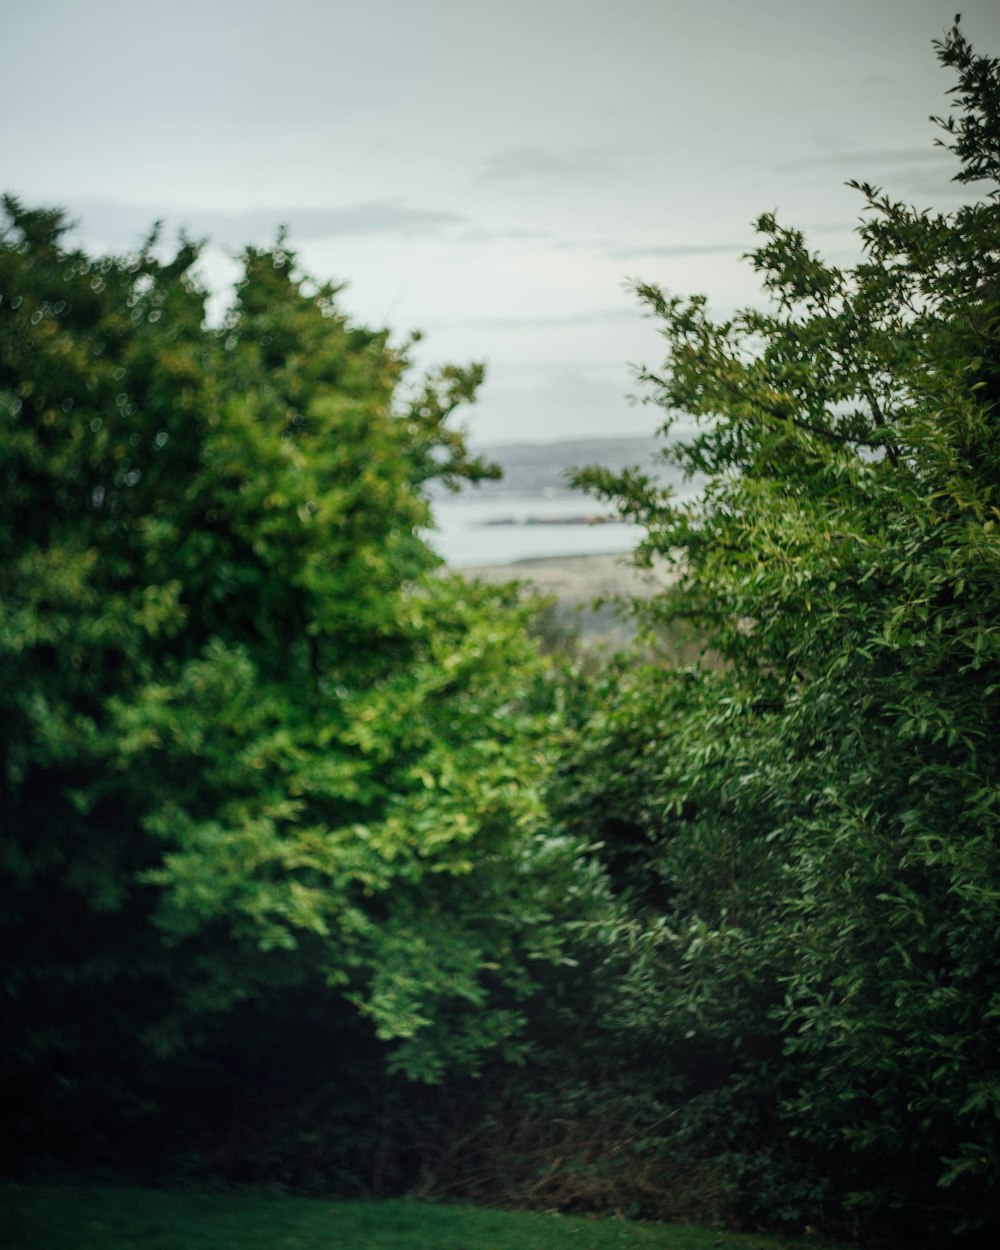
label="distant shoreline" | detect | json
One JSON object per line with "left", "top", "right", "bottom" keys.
{"left": 461, "top": 548, "right": 629, "bottom": 567}
{"left": 476, "top": 513, "right": 617, "bottom": 528}
{"left": 454, "top": 551, "right": 674, "bottom": 646}
{"left": 457, "top": 550, "right": 673, "bottom": 604}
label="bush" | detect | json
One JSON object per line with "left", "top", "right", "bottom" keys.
{"left": 567, "top": 21, "right": 1000, "bottom": 1242}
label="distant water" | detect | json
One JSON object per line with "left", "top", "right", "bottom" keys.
{"left": 425, "top": 491, "right": 637, "bottom": 566}
{"left": 423, "top": 437, "right": 703, "bottom": 566}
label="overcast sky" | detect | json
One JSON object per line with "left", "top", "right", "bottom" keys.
{"left": 3, "top": 0, "right": 999, "bottom": 444}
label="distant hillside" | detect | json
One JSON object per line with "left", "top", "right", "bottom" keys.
{"left": 445, "top": 435, "right": 688, "bottom": 497}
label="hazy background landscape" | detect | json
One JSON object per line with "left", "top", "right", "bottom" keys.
{"left": 427, "top": 435, "right": 695, "bottom": 565}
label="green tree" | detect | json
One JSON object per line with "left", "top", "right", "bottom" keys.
{"left": 0, "top": 201, "right": 591, "bottom": 1159}
{"left": 571, "top": 21, "right": 1000, "bottom": 1240}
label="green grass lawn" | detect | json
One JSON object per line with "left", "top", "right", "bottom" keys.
{"left": 1, "top": 1184, "right": 829, "bottom": 1250}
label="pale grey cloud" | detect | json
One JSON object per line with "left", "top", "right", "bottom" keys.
{"left": 606, "top": 241, "right": 748, "bottom": 261}
{"left": 56, "top": 198, "right": 466, "bottom": 248}
{"left": 434, "top": 307, "right": 642, "bottom": 331}
{"left": 481, "top": 146, "right": 577, "bottom": 180}
{"left": 479, "top": 144, "right": 621, "bottom": 183}
{"left": 783, "top": 145, "right": 952, "bottom": 171}
{"left": 550, "top": 236, "right": 615, "bottom": 252}
{"left": 766, "top": 143, "right": 972, "bottom": 208}
{"left": 454, "top": 226, "right": 553, "bottom": 245}
{"left": 230, "top": 202, "right": 466, "bottom": 240}
{"left": 777, "top": 144, "right": 979, "bottom": 204}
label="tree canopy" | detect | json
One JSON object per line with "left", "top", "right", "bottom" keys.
{"left": 0, "top": 199, "right": 598, "bottom": 1153}
{"left": 568, "top": 20, "right": 1000, "bottom": 1239}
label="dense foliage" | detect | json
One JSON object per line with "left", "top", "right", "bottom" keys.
{"left": 0, "top": 200, "right": 601, "bottom": 1164}
{"left": 568, "top": 20, "right": 1000, "bottom": 1242}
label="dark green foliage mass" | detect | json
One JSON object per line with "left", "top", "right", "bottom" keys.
{"left": 566, "top": 21, "right": 1000, "bottom": 1242}
{"left": 0, "top": 199, "right": 599, "bottom": 1164}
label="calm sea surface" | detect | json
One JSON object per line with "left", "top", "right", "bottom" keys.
{"left": 425, "top": 491, "right": 637, "bottom": 566}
